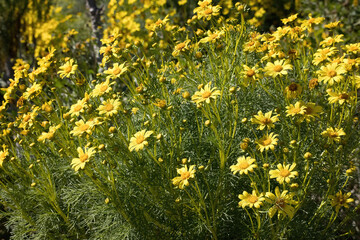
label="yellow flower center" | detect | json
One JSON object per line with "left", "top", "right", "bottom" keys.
{"left": 238, "top": 161, "right": 250, "bottom": 169}
{"left": 79, "top": 124, "right": 89, "bottom": 132}
{"left": 290, "top": 107, "right": 301, "bottom": 114}
{"left": 64, "top": 65, "right": 73, "bottom": 74}
{"left": 181, "top": 171, "right": 190, "bottom": 180}
{"left": 136, "top": 135, "right": 145, "bottom": 144}
{"left": 246, "top": 69, "right": 255, "bottom": 77}
{"left": 329, "top": 132, "right": 338, "bottom": 138}
{"left": 327, "top": 70, "right": 337, "bottom": 77}
{"left": 279, "top": 169, "right": 291, "bottom": 177}
{"left": 73, "top": 105, "right": 82, "bottom": 112}
{"left": 209, "top": 33, "right": 218, "bottom": 40}
{"left": 104, "top": 103, "right": 114, "bottom": 112}
{"left": 112, "top": 67, "right": 122, "bottom": 76}
{"left": 273, "top": 65, "right": 283, "bottom": 72}
{"left": 261, "top": 118, "right": 272, "bottom": 125}
{"left": 204, "top": 8, "right": 213, "bottom": 15}
{"left": 100, "top": 84, "right": 108, "bottom": 92}
{"left": 248, "top": 195, "right": 258, "bottom": 203}
{"left": 320, "top": 49, "right": 330, "bottom": 55}
{"left": 348, "top": 46, "right": 358, "bottom": 51}
{"left": 262, "top": 138, "right": 272, "bottom": 146}
{"left": 23, "top": 115, "right": 31, "bottom": 122}
{"left": 79, "top": 153, "right": 88, "bottom": 162}
{"left": 201, "top": 91, "right": 212, "bottom": 98}
{"left": 176, "top": 42, "right": 186, "bottom": 50}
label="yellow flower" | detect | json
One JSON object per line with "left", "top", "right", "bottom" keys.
{"left": 0, "top": 145, "right": 9, "bottom": 167}
{"left": 281, "top": 13, "right": 298, "bottom": 25}
{"left": 230, "top": 156, "right": 257, "bottom": 175}
{"left": 68, "top": 99, "right": 87, "bottom": 117}
{"left": 284, "top": 83, "right": 302, "bottom": 99}
{"left": 70, "top": 120, "right": 94, "bottom": 137}
{"left": 199, "top": 30, "right": 224, "bottom": 44}
{"left": 251, "top": 110, "right": 279, "bottom": 130}
{"left": 128, "top": 130, "right": 154, "bottom": 152}
{"left": 321, "top": 127, "right": 346, "bottom": 143}
{"left": 195, "top": 2, "right": 221, "bottom": 21}
{"left": 97, "top": 99, "right": 121, "bottom": 117}
{"left": 23, "top": 82, "right": 42, "bottom": 100}
{"left": 172, "top": 39, "right": 191, "bottom": 57}
{"left": 329, "top": 191, "right": 354, "bottom": 212}
{"left": 241, "top": 65, "right": 260, "bottom": 86}
{"left": 265, "top": 186, "right": 297, "bottom": 219}
{"left": 191, "top": 81, "right": 221, "bottom": 106}
{"left": 317, "top": 62, "right": 346, "bottom": 85}
{"left": 18, "top": 107, "right": 39, "bottom": 130}
{"left": 269, "top": 163, "right": 298, "bottom": 184}
{"left": 264, "top": 59, "right": 292, "bottom": 78}
{"left": 343, "top": 43, "right": 360, "bottom": 54}
{"left": 104, "top": 63, "right": 128, "bottom": 80}
{"left": 71, "top": 147, "right": 96, "bottom": 171}
{"left": 91, "top": 79, "right": 115, "bottom": 97}
{"left": 172, "top": 165, "right": 196, "bottom": 189}
{"left": 326, "top": 89, "right": 353, "bottom": 105}
{"left": 286, "top": 101, "right": 306, "bottom": 117}
{"left": 301, "top": 102, "right": 323, "bottom": 122}
{"left": 238, "top": 190, "right": 264, "bottom": 208}
{"left": 58, "top": 59, "right": 78, "bottom": 78}
{"left": 37, "top": 125, "right": 61, "bottom": 142}
{"left": 256, "top": 132, "right": 278, "bottom": 152}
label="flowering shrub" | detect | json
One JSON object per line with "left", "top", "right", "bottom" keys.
{"left": 0, "top": 1, "right": 359, "bottom": 239}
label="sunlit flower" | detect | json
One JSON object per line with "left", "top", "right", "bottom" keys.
{"left": 191, "top": 82, "right": 221, "bottom": 106}
{"left": 256, "top": 133, "right": 278, "bottom": 152}
{"left": 230, "top": 156, "right": 257, "bottom": 175}
{"left": 264, "top": 60, "right": 292, "bottom": 78}
{"left": 251, "top": 110, "right": 279, "bottom": 130}
{"left": 327, "top": 89, "right": 353, "bottom": 105}
{"left": 195, "top": 4, "right": 221, "bottom": 21}
{"left": 281, "top": 13, "right": 298, "bottom": 25}
{"left": 343, "top": 43, "right": 360, "bottom": 54}
{"left": 58, "top": 59, "right": 78, "bottom": 78}
{"left": 321, "top": 127, "right": 346, "bottom": 143}
{"left": 317, "top": 62, "right": 346, "bottom": 85}
{"left": 286, "top": 102, "right": 306, "bottom": 117}
{"left": 284, "top": 83, "right": 302, "bottom": 99}
{"left": 238, "top": 190, "right": 265, "bottom": 208}
{"left": 329, "top": 191, "right": 354, "bottom": 212}
{"left": 301, "top": 102, "right": 323, "bottom": 122}
{"left": 265, "top": 186, "right": 297, "bottom": 218}
{"left": 129, "top": 130, "right": 153, "bottom": 152}
{"left": 172, "top": 165, "right": 196, "bottom": 189}
{"left": 172, "top": 40, "right": 191, "bottom": 57}
{"left": 23, "top": 82, "right": 42, "bottom": 100}
{"left": 68, "top": 99, "right": 87, "bottom": 117}
{"left": 37, "top": 125, "right": 61, "bottom": 142}
{"left": 18, "top": 107, "right": 39, "bottom": 129}
{"left": 199, "top": 30, "right": 224, "bottom": 44}
{"left": 0, "top": 145, "right": 9, "bottom": 167}
{"left": 71, "top": 147, "right": 96, "bottom": 171}
{"left": 70, "top": 120, "right": 94, "bottom": 137}
{"left": 104, "top": 63, "right": 128, "bottom": 79}
{"left": 241, "top": 65, "right": 260, "bottom": 86}
{"left": 269, "top": 163, "right": 298, "bottom": 184}
{"left": 98, "top": 99, "right": 121, "bottom": 117}
{"left": 91, "top": 79, "right": 115, "bottom": 97}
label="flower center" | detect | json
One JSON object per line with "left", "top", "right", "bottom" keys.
{"left": 329, "top": 132, "right": 338, "bottom": 138}
{"left": 288, "top": 83, "right": 298, "bottom": 91}
{"left": 275, "top": 198, "right": 286, "bottom": 208}
{"left": 204, "top": 8, "right": 213, "bottom": 15}
{"left": 104, "top": 103, "right": 114, "bottom": 112}
{"left": 305, "top": 107, "right": 313, "bottom": 115}
{"left": 339, "top": 93, "right": 349, "bottom": 100}
{"left": 136, "top": 135, "right": 145, "bottom": 144}
{"left": 262, "top": 138, "right": 272, "bottom": 146}
{"left": 209, "top": 33, "right": 218, "bottom": 40}
{"left": 100, "top": 84, "right": 108, "bottom": 92}
{"left": 238, "top": 161, "right": 250, "bottom": 169}
{"left": 112, "top": 67, "right": 122, "bottom": 76}
{"left": 79, "top": 153, "right": 88, "bottom": 162}
{"left": 327, "top": 70, "right": 337, "bottom": 77}
{"left": 181, "top": 171, "right": 190, "bottom": 180}
{"left": 246, "top": 69, "right": 255, "bottom": 77}
{"left": 176, "top": 42, "right": 186, "bottom": 50}
{"left": 202, "top": 91, "right": 212, "bottom": 98}
{"left": 290, "top": 107, "right": 301, "bottom": 114}
{"left": 261, "top": 118, "right": 272, "bottom": 125}
{"left": 248, "top": 195, "right": 258, "bottom": 203}
{"left": 79, "top": 124, "right": 89, "bottom": 132}
{"left": 73, "top": 105, "right": 82, "bottom": 112}
{"left": 320, "top": 49, "right": 330, "bottom": 55}
{"left": 64, "top": 65, "right": 72, "bottom": 74}
{"left": 349, "top": 46, "right": 358, "bottom": 51}
{"left": 273, "top": 65, "right": 283, "bottom": 72}
{"left": 279, "top": 169, "right": 291, "bottom": 177}
{"left": 23, "top": 115, "right": 31, "bottom": 122}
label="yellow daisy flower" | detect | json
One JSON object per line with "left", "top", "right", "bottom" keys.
{"left": 191, "top": 81, "right": 221, "bottom": 106}
{"left": 37, "top": 125, "right": 61, "bottom": 142}
{"left": 251, "top": 110, "right": 279, "bottom": 130}
{"left": 286, "top": 101, "right": 306, "bottom": 117}
{"left": 172, "top": 165, "right": 196, "bottom": 189}
{"left": 238, "top": 190, "right": 265, "bottom": 208}
{"left": 70, "top": 120, "right": 94, "bottom": 137}
{"left": 199, "top": 30, "right": 224, "bottom": 44}
{"left": 329, "top": 191, "right": 354, "bottom": 212}
{"left": 68, "top": 99, "right": 87, "bottom": 117}
{"left": 265, "top": 186, "right": 297, "bottom": 219}
{"left": 264, "top": 59, "right": 292, "bottom": 78}
{"left": 230, "top": 156, "right": 257, "bottom": 175}
{"left": 18, "top": 107, "right": 39, "bottom": 129}
{"left": 128, "top": 130, "right": 154, "bottom": 152}
{"left": 269, "top": 163, "right": 298, "bottom": 184}
{"left": 58, "top": 59, "right": 78, "bottom": 79}
{"left": 343, "top": 43, "right": 360, "bottom": 54}
{"left": 321, "top": 127, "right": 346, "bottom": 143}
{"left": 317, "top": 62, "right": 346, "bottom": 85}
{"left": 241, "top": 65, "right": 260, "bottom": 86}
{"left": 301, "top": 102, "right": 323, "bottom": 122}
{"left": 326, "top": 89, "right": 353, "bottom": 105}
{"left": 23, "top": 82, "right": 42, "bottom": 100}
{"left": 172, "top": 39, "right": 191, "bottom": 57}
{"left": 256, "top": 132, "right": 278, "bottom": 152}
{"left": 104, "top": 63, "right": 128, "bottom": 80}
{"left": 284, "top": 83, "right": 302, "bottom": 99}
{"left": 91, "top": 79, "right": 115, "bottom": 97}
{"left": 97, "top": 99, "right": 121, "bottom": 117}
{"left": 71, "top": 147, "right": 96, "bottom": 171}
